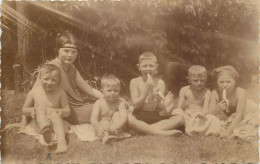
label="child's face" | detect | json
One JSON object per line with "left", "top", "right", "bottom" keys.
{"left": 40, "top": 70, "right": 60, "bottom": 92}
{"left": 58, "top": 43, "right": 78, "bottom": 65}
{"left": 138, "top": 60, "right": 158, "bottom": 77}
{"left": 217, "top": 74, "right": 236, "bottom": 93}
{"left": 102, "top": 84, "right": 120, "bottom": 102}
{"left": 188, "top": 73, "right": 207, "bottom": 91}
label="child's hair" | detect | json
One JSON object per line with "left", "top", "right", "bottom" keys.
{"left": 139, "top": 51, "right": 158, "bottom": 63}
{"left": 101, "top": 74, "right": 121, "bottom": 89}
{"left": 188, "top": 65, "right": 207, "bottom": 77}
{"left": 39, "top": 64, "right": 61, "bottom": 83}
{"left": 212, "top": 65, "right": 239, "bottom": 82}
{"left": 54, "top": 30, "right": 78, "bottom": 55}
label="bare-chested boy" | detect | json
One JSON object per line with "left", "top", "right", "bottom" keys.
{"left": 91, "top": 75, "right": 128, "bottom": 144}
{"left": 127, "top": 52, "right": 184, "bottom": 135}
{"left": 177, "top": 65, "right": 211, "bottom": 113}
{"left": 22, "top": 64, "right": 70, "bottom": 153}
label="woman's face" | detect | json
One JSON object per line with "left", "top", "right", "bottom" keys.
{"left": 217, "top": 74, "right": 236, "bottom": 93}
{"left": 58, "top": 43, "right": 78, "bottom": 65}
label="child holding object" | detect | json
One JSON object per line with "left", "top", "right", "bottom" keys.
{"left": 127, "top": 52, "right": 184, "bottom": 135}
{"left": 90, "top": 75, "right": 129, "bottom": 144}
{"left": 22, "top": 64, "right": 70, "bottom": 153}
{"left": 209, "top": 65, "right": 259, "bottom": 140}
{"left": 176, "top": 65, "right": 211, "bottom": 113}
{"left": 171, "top": 65, "right": 218, "bottom": 135}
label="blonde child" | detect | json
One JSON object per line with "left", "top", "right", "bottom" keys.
{"left": 177, "top": 65, "right": 211, "bottom": 113}
{"left": 90, "top": 75, "right": 128, "bottom": 144}
{"left": 22, "top": 64, "right": 70, "bottom": 153}
{"left": 209, "top": 65, "right": 258, "bottom": 139}
{"left": 169, "top": 65, "right": 215, "bottom": 135}
{"left": 127, "top": 52, "right": 184, "bottom": 135}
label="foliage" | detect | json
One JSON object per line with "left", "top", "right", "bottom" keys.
{"left": 1, "top": 0, "right": 259, "bottom": 93}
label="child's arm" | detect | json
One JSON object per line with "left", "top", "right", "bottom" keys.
{"left": 130, "top": 78, "right": 153, "bottom": 109}
{"left": 157, "top": 80, "right": 166, "bottom": 95}
{"left": 176, "top": 87, "right": 186, "bottom": 109}
{"left": 90, "top": 99, "right": 105, "bottom": 138}
{"left": 75, "top": 70, "right": 103, "bottom": 99}
{"left": 202, "top": 89, "right": 211, "bottom": 114}
{"left": 225, "top": 88, "right": 246, "bottom": 136}
{"left": 22, "top": 91, "right": 35, "bottom": 116}
{"left": 108, "top": 102, "right": 128, "bottom": 133}
{"left": 59, "top": 90, "right": 71, "bottom": 117}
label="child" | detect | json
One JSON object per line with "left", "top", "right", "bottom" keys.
{"left": 171, "top": 65, "right": 218, "bottom": 136}
{"left": 90, "top": 75, "right": 128, "bottom": 144}
{"left": 209, "top": 65, "right": 258, "bottom": 139}
{"left": 177, "top": 65, "right": 211, "bottom": 113}
{"left": 127, "top": 52, "right": 184, "bottom": 135}
{"left": 22, "top": 64, "right": 70, "bottom": 153}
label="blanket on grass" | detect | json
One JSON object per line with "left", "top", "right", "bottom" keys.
{"left": 171, "top": 99, "right": 259, "bottom": 141}
{"left": 5, "top": 122, "right": 130, "bottom": 145}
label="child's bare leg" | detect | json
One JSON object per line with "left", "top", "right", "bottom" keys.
{"left": 151, "top": 115, "right": 185, "bottom": 130}
{"left": 99, "top": 119, "right": 116, "bottom": 144}
{"left": 21, "top": 115, "right": 28, "bottom": 127}
{"left": 35, "top": 106, "right": 51, "bottom": 131}
{"left": 128, "top": 114, "right": 181, "bottom": 136}
{"left": 48, "top": 111, "right": 68, "bottom": 153}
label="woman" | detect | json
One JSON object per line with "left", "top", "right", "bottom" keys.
{"left": 33, "top": 31, "right": 103, "bottom": 124}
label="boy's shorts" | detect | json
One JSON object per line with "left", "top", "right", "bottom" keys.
{"left": 132, "top": 109, "right": 170, "bottom": 124}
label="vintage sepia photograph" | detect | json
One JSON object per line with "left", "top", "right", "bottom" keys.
{"left": 1, "top": 0, "right": 259, "bottom": 163}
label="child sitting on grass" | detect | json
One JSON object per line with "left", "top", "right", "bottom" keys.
{"left": 22, "top": 64, "right": 70, "bottom": 153}
{"left": 90, "top": 75, "right": 128, "bottom": 144}
{"left": 172, "top": 65, "right": 216, "bottom": 135}
{"left": 127, "top": 52, "right": 184, "bottom": 135}
{"left": 209, "top": 65, "right": 258, "bottom": 140}
{"left": 176, "top": 65, "right": 211, "bottom": 113}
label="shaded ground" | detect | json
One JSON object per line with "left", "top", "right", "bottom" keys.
{"left": 1, "top": 85, "right": 259, "bottom": 163}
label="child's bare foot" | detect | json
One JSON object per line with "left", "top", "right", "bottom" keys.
{"left": 102, "top": 134, "right": 117, "bottom": 144}
{"left": 42, "top": 125, "right": 52, "bottom": 144}
{"left": 55, "top": 140, "right": 68, "bottom": 154}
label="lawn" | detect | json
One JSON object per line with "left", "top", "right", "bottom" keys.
{"left": 1, "top": 86, "right": 259, "bottom": 163}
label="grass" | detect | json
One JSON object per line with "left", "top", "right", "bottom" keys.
{"left": 1, "top": 85, "right": 259, "bottom": 163}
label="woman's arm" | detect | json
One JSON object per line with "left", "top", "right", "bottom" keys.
{"left": 226, "top": 88, "right": 246, "bottom": 136}
{"left": 22, "top": 91, "right": 35, "bottom": 116}
{"left": 59, "top": 90, "right": 71, "bottom": 117}
{"left": 75, "top": 70, "right": 103, "bottom": 99}
{"left": 202, "top": 89, "right": 211, "bottom": 114}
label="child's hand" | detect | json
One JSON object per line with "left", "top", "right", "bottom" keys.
{"left": 46, "top": 108, "right": 62, "bottom": 119}
{"left": 217, "top": 100, "right": 228, "bottom": 112}
{"left": 96, "top": 126, "right": 107, "bottom": 138}
{"left": 145, "top": 74, "right": 154, "bottom": 90}
{"left": 31, "top": 108, "right": 36, "bottom": 119}
{"left": 108, "top": 125, "right": 118, "bottom": 134}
